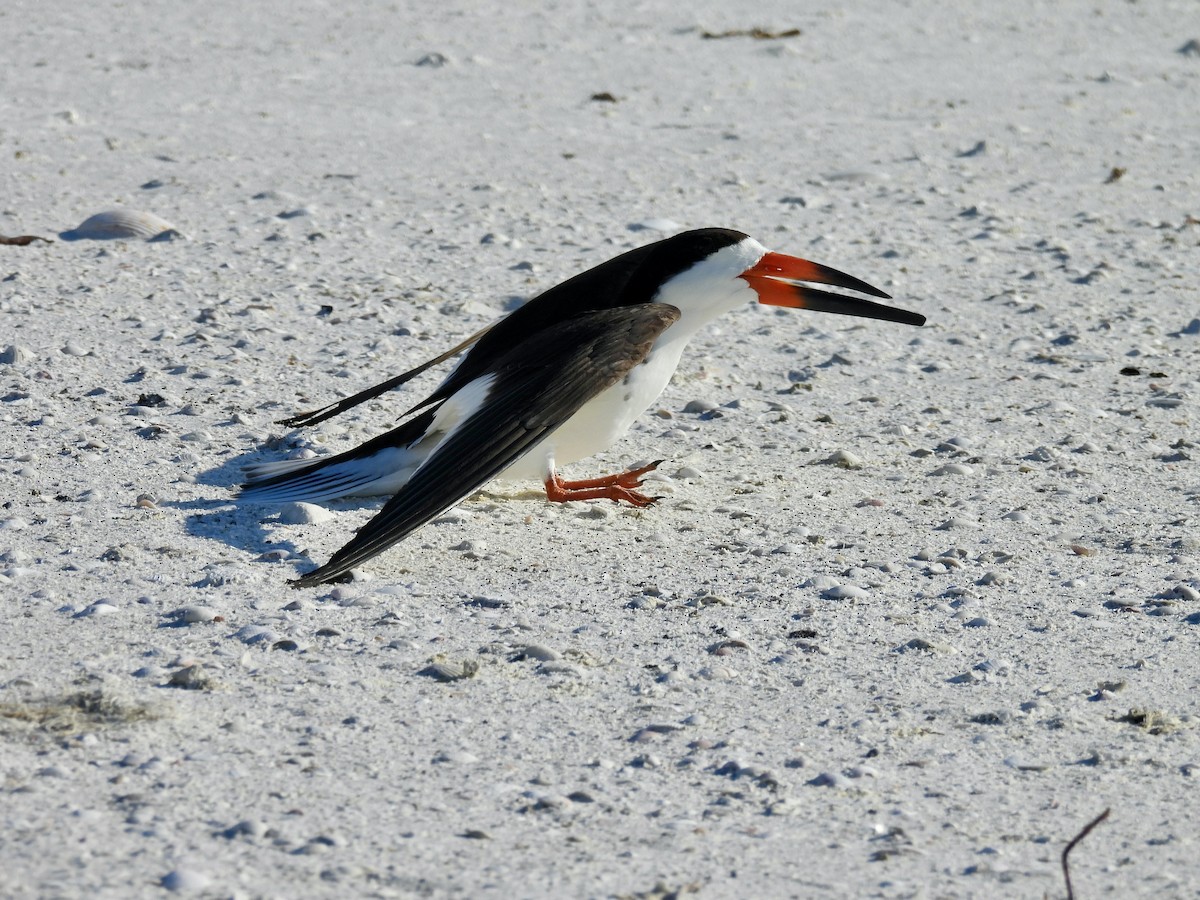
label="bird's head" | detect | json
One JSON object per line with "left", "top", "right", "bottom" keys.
{"left": 648, "top": 228, "right": 925, "bottom": 330}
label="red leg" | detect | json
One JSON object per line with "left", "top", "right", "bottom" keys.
{"left": 543, "top": 460, "right": 664, "bottom": 508}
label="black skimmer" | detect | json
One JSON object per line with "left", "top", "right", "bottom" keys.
{"left": 240, "top": 228, "right": 925, "bottom": 586}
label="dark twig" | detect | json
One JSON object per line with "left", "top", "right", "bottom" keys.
{"left": 701, "top": 27, "right": 801, "bottom": 40}
{"left": 0, "top": 234, "right": 52, "bottom": 246}
{"left": 1062, "top": 808, "right": 1111, "bottom": 900}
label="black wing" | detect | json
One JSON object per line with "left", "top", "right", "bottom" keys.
{"left": 292, "top": 303, "right": 681, "bottom": 587}
{"left": 275, "top": 229, "right": 747, "bottom": 429}
{"left": 276, "top": 325, "right": 493, "bottom": 428}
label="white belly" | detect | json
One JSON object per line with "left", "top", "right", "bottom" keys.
{"left": 500, "top": 334, "right": 688, "bottom": 480}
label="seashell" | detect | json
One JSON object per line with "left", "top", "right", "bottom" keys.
{"left": 59, "top": 209, "right": 184, "bottom": 242}
{"left": 419, "top": 657, "right": 479, "bottom": 682}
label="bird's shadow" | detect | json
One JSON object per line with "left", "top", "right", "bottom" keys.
{"left": 167, "top": 443, "right": 383, "bottom": 570}
{"left": 174, "top": 440, "right": 553, "bottom": 579}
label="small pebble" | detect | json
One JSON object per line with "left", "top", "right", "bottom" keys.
{"left": 161, "top": 867, "right": 210, "bottom": 893}
{"left": 167, "top": 665, "right": 215, "bottom": 690}
{"left": 804, "top": 575, "right": 841, "bottom": 590}
{"left": 821, "top": 585, "right": 868, "bottom": 600}
{"left": 277, "top": 502, "right": 335, "bottom": 525}
{"left": 516, "top": 644, "right": 561, "bottom": 662}
{"left": 222, "top": 820, "right": 267, "bottom": 840}
{"left": 935, "top": 518, "right": 976, "bottom": 531}
{"left": 930, "top": 463, "right": 974, "bottom": 476}
{"left": 818, "top": 450, "right": 863, "bottom": 469}
{"left": 75, "top": 602, "right": 119, "bottom": 618}
{"left": 177, "top": 605, "right": 218, "bottom": 624}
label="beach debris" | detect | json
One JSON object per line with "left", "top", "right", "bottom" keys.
{"left": 682, "top": 398, "right": 718, "bottom": 414}
{"left": 233, "top": 625, "right": 278, "bottom": 645}
{"left": 1061, "top": 808, "right": 1111, "bottom": 900}
{"left": 817, "top": 449, "right": 864, "bottom": 469}
{"left": 1104, "top": 166, "right": 1126, "bottom": 183}
{"left": 420, "top": 657, "right": 479, "bottom": 682}
{"left": 709, "top": 639, "right": 749, "bottom": 655}
{"left": 1114, "top": 708, "right": 1183, "bottom": 735}
{"left": 161, "top": 866, "right": 211, "bottom": 893}
{"left": 700, "top": 27, "right": 801, "bottom": 40}
{"left": 414, "top": 52, "right": 450, "bottom": 67}
{"left": 806, "top": 768, "right": 854, "bottom": 787}
{"left": 0, "top": 689, "right": 159, "bottom": 732}
{"left": 0, "top": 234, "right": 51, "bottom": 245}
{"left": 166, "top": 665, "right": 216, "bottom": 691}
{"left": 59, "top": 209, "right": 184, "bottom": 242}
{"left": 74, "top": 601, "right": 119, "bottom": 618}
{"left": 590, "top": 91, "right": 619, "bottom": 103}
{"left": 169, "top": 605, "right": 220, "bottom": 625}
{"left": 930, "top": 463, "right": 974, "bottom": 476}
{"left": 512, "top": 643, "right": 561, "bottom": 662}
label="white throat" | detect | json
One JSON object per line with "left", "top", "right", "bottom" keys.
{"left": 651, "top": 237, "right": 768, "bottom": 336}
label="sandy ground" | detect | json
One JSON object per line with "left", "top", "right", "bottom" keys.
{"left": 2, "top": 1, "right": 1199, "bottom": 897}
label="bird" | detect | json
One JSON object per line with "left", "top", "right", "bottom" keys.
{"left": 239, "top": 227, "right": 925, "bottom": 587}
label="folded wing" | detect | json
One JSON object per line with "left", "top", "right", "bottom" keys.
{"left": 293, "top": 303, "right": 681, "bottom": 587}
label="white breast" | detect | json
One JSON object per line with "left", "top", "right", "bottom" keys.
{"left": 500, "top": 236, "right": 769, "bottom": 481}
{"left": 500, "top": 333, "right": 689, "bottom": 480}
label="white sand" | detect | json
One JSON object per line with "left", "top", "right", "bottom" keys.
{"left": 2, "top": 1, "right": 1198, "bottom": 896}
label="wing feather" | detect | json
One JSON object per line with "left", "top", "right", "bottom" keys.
{"left": 293, "top": 303, "right": 680, "bottom": 586}
{"left": 276, "top": 325, "right": 493, "bottom": 428}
